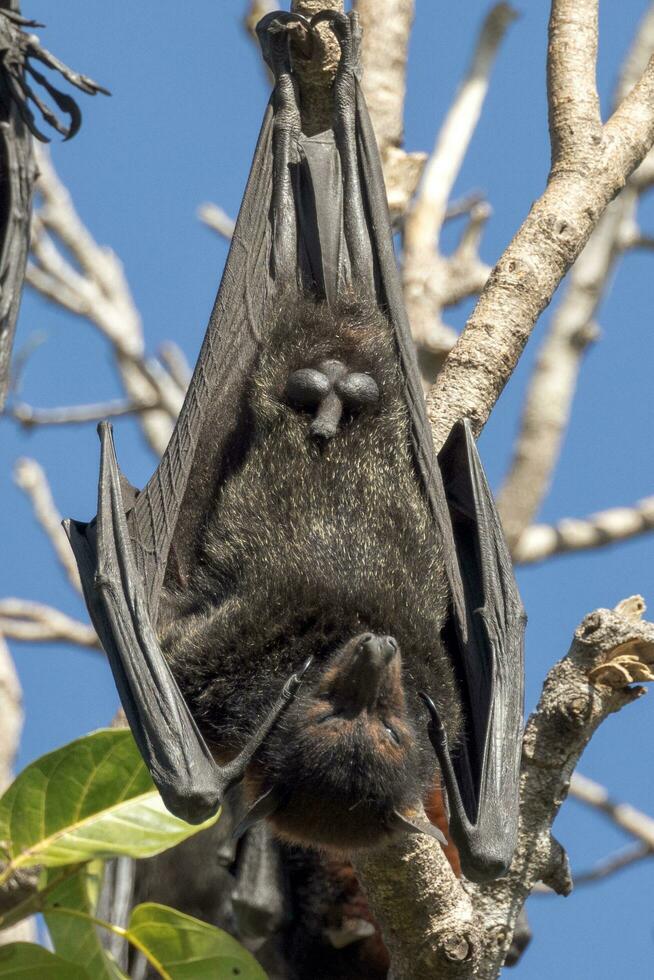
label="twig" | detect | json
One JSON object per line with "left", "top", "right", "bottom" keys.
{"left": 514, "top": 496, "right": 654, "bottom": 565}
{"left": 426, "top": 0, "right": 654, "bottom": 450}
{"left": 13, "top": 457, "right": 83, "bottom": 593}
{"left": 570, "top": 772, "right": 654, "bottom": 848}
{"left": 197, "top": 202, "right": 236, "bottom": 241}
{"left": 497, "top": 4, "right": 654, "bottom": 547}
{"left": 0, "top": 632, "right": 36, "bottom": 944}
{"left": 244, "top": 0, "right": 276, "bottom": 40}
{"left": 402, "top": 4, "right": 516, "bottom": 371}
{"left": 158, "top": 342, "right": 192, "bottom": 392}
{"left": 0, "top": 599, "right": 99, "bottom": 648}
{"left": 11, "top": 398, "right": 154, "bottom": 428}
{"left": 0, "top": 634, "right": 22, "bottom": 793}
{"left": 572, "top": 842, "right": 652, "bottom": 886}
{"left": 27, "top": 145, "right": 184, "bottom": 456}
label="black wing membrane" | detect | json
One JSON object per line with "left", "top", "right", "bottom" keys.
{"left": 66, "top": 8, "right": 524, "bottom": 877}
{"left": 0, "top": 39, "right": 35, "bottom": 411}
{"left": 423, "top": 420, "right": 526, "bottom": 882}
{"left": 65, "top": 100, "right": 305, "bottom": 820}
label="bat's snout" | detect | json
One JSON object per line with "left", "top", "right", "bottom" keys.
{"left": 329, "top": 632, "right": 401, "bottom": 715}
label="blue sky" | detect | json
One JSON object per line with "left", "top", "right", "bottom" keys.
{"left": 1, "top": 1, "right": 653, "bottom": 976}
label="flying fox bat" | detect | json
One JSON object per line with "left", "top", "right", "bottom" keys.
{"left": 65, "top": 10, "right": 525, "bottom": 883}
{"left": 0, "top": 2, "right": 109, "bottom": 409}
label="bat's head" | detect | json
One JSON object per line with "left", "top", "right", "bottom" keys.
{"left": 240, "top": 633, "right": 443, "bottom": 850}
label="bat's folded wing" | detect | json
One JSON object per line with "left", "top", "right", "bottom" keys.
{"left": 65, "top": 423, "right": 223, "bottom": 823}
{"left": 424, "top": 419, "right": 526, "bottom": 883}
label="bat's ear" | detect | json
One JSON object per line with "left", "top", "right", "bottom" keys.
{"left": 232, "top": 787, "right": 285, "bottom": 841}
{"left": 389, "top": 810, "right": 447, "bottom": 846}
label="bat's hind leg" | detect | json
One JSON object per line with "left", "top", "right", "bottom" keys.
{"left": 315, "top": 11, "right": 375, "bottom": 295}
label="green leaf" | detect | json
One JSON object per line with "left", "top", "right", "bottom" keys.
{"left": 44, "top": 865, "right": 128, "bottom": 980}
{"left": 126, "top": 904, "right": 268, "bottom": 980}
{"left": 0, "top": 730, "right": 220, "bottom": 878}
{"left": 0, "top": 943, "right": 89, "bottom": 979}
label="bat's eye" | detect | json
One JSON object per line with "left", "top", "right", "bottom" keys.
{"left": 285, "top": 368, "right": 331, "bottom": 408}
{"left": 383, "top": 723, "right": 401, "bottom": 745}
{"left": 317, "top": 711, "right": 338, "bottom": 724}
{"left": 335, "top": 372, "right": 380, "bottom": 407}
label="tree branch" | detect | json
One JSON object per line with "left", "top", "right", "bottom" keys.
{"left": 402, "top": 4, "right": 516, "bottom": 375}
{"left": 355, "top": 0, "right": 425, "bottom": 220}
{"left": 570, "top": 772, "right": 654, "bottom": 847}
{"left": 426, "top": 0, "right": 654, "bottom": 449}
{"left": 0, "top": 599, "right": 99, "bottom": 648}
{"left": 514, "top": 496, "right": 654, "bottom": 565}
{"left": 197, "top": 203, "right": 235, "bottom": 242}
{"left": 354, "top": 596, "right": 654, "bottom": 978}
{"left": 468, "top": 596, "right": 654, "bottom": 976}
{"left": 498, "top": 4, "right": 654, "bottom": 546}
{"left": 13, "top": 458, "right": 83, "bottom": 593}
{"left": 26, "top": 146, "right": 184, "bottom": 456}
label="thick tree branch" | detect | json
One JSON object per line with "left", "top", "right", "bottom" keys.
{"left": 355, "top": 0, "right": 424, "bottom": 219}
{"left": 426, "top": 0, "right": 654, "bottom": 449}
{"left": 290, "top": 0, "right": 344, "bottom": 135}
{"left": 514, "top": 496, "right": 654, "bottom": 565}
{"left": 468, "top": 596, "right": 654, "bottom": 976}
{"left": 354, "top": 597, "right": 654, "bottom": 978}
{"left": 498, "top": 5, "right": 654, "bottom": 546}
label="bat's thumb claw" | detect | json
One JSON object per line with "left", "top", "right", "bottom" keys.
{"left": 283, "top": 656, "right": 313, "bottom": 699}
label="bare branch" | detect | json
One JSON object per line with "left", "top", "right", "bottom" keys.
{"left": 0, "top": 634, "right": 36, "bottom": 945}
{"left": 402, "top": 4, "right": 516, "bottom": 369}
{"left": 13, "top": 457, "right": 82, "bottom": 593}
{"left": 198, "top": 202, "right": 235, "bottom": 241}
{"left": 158, "top": 342, "right": 192, "bottom": 392}
{"left": 572, "top": 842, "right": 652, "bottom": 886}
{"left": 426, "top": 0, "right": 654, "bottom": 449}
{"left": 405, "top": 4, "right": 517, "bottom": 255}
{"left": 11, "top": 398, "right": 153, "bottom": 428}
{"left": 469, "top": 596, "right": 654, "bottom": 976}
{"left": 290, "top": 1, "right": 344, "bottom": 135}
{"left": 514, "top": 496, "right": 654, "bottom": 565}
{"left": 244, "top": 0, "right": 276, "bottom": 41}
{"left": 355, "top": 1, "right": 424, "bottom": 218}
{"left": 0, "top": 599, "right": 99, "bottom": 648}
{"left": 570, "top": 772, "right": 654, "bottom": 848}
{"left": 355, "top": 833, "right": 480, "bottom": 980}
{"left": 355, "top": 597, "right": 654, "bottom": 978}
{"left": 498, "top": 4, "right": 654, "bottom": 545}
{"left": 547, "top": 0, "right": 601, "bottom": 171}
{"left": 27, "top": 145, "right": 184, "bottom": 456}
{"left": 356, "top": 0, "right": 414, "bottom": 155}
{"left": 0, "top": 635, "right": 22, "bottom": 793}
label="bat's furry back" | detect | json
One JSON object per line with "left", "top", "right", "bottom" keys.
{"left": 160, "top": 294, "right": 461, "bottom": 848}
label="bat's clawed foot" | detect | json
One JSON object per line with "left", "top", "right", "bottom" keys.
{"left": 0, "top": 13, "right": 109, "bottom": 141}
{"left": 220, "top": 661, "right": 312, "bottom": 793}
{"left": 285, "top": 359, "right": 379, "bottom": 440}
{"left": 311, "top": 10, "right": 362, "bottom": 77}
